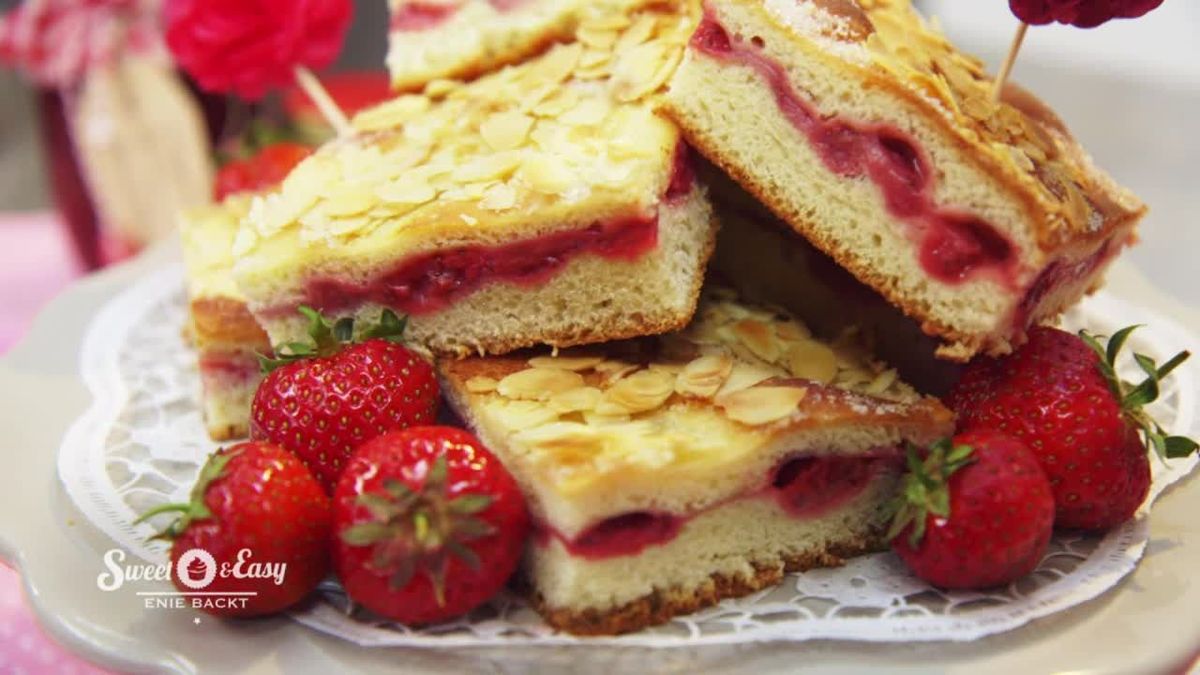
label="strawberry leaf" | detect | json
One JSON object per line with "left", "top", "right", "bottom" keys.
{"left": 1106, "top": 325, "right": 1142, "bottom": 366}
{"left": 1165, "top": 436, "right": 1199, "bottom": 459}
{"left": 447, "top": 494, "right": 493, "bottom": 515}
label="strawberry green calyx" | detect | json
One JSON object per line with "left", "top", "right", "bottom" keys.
{"left": 134, "top": 449, "right": 239, "bottom": 540}
{"left": 259, "top": 306, "right": 410, "bottom": 373}
{"left": 1079, "top": 326, "right": 1199, "bottom": 459}
{"left": 339, "top": 453, "right": 495, "bottom": 606}
{"left": 886, "top": 440, "right": 976, "bottom": 547}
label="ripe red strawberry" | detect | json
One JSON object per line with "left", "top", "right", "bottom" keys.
{"left": 1009, "top": 0, "right": 1165, "bottom": 28}
{"left": 214, "top": 141, "right": 312, "bottom": 201}
{"left": 948, "top": 325, "right": 1196, "bottom": 530}
{"left": 251, "top": 308, "right": 439, "bottom": 493}
{"left": 332, "top": 427, "right": 528, "bottom": 625}
{"left": 135, "top": 442, "right": 331, "bottom": 617}
{"left": 889, "top": 432, "right": 1055, "bottom": 589}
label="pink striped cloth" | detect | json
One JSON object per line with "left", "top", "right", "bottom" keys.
{"left": 0, "top": 210, "right": 110, "bottom": 673}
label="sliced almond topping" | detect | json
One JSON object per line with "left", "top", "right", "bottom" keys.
{"left": 560, "top": 97, "right": 612, "bottom": 127}
{"left": 717, "top": 387, "right": 808, "bottom": 426}
{"left": 548, "top": 387, "right": 603, "bottom": 414}
{"left": 776, "top": 320, "right": 812, "bottom": 343}
{"left": 615, "top": 14, "right": 658, "bottom": 52}
{"left": 377, "top": 175, "right": 437, "bottom": 205}
{"left": 676, "top": 354, "right": 734, "bottom": 400}
{"left": 517, "top": 153, "right": 576, "bottom": 194}
{"left": 465, "top": 376, "right": 498, "bottom": 394}
{"left": 480, "top": 111, "right": 534, "bottom": 152}
{"left": 497, "top": 368, "right": 585, "bottom": 401}
{"left": 528, "top": 355, "right": 604, "bottom": 371}
{"left": 732, "top": 319, "right": 781, "bottom": 363}
{"left": 594, "top": 360, "right": 640, "bottom": 385}
{"left": 596, "top": 369, "right": 675, "bottom": 415}
{"left": 716, "top": 362, "right": 782, "bottom": 399}
{"left": 451, "top": 151, "right": 522, "bottom": 183}
{"left": 787, "top": 340, "right": 839, "bottom": 384}
{"left": 479, "top": 182, "right": 518, "bottom": 211}
{"left": 485, "top": 399, "right": 562, "bottom": 430}
{"left": 323, "top": 188, "right": 377, "bottom": 217}
{"left": 865, "top": 368, "right": 899, "bottom": 396}
{"left": 353, "top": 95, "right": 431, "bottom": 132}
{"left": 524, "top": 42, "right": 582, "bottom": 87}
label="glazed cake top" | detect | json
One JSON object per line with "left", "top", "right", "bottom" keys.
{"left": 733, "top": 0, "right": 1145, "bottom": 250}
{"left": 234, "top": 1, "right": 697, "bottom": 281}
{"left": 441, "top": 287, "right": 953, "bottom": 530}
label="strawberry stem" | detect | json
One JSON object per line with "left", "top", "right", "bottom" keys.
{"left": 260, "top": 307, "right": 411, "bottom": 373}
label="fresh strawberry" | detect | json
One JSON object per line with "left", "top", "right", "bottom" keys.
{"left": 251, "top": 307, "right": 439, "bottom": 493}
{"left": 213, "top": 141, "right": 311, "bottom": 201}
{"left": 332, "top": 427, "right": 528, "bottom": 625}
{"left": 948, "top": 325, "right": 1196, "bottom": 530}
{"left": 135, "top": 442, "right": 331, "bottom": 617}
{"left": 1009, "top": 0, "right": 1165, "bottom": 28}
{"left": 889, "top": 432, "right": 1055, "bottom": 589}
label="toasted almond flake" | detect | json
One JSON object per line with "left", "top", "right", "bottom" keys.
{"left": 560, "top": 97, "right": 612, "bottom": 126}
{"left": 524, "top": 42, "right": 582, "bottom": 87}
{"left": 323, "top": 188, "right": 377, "bottom": 217}
{"left": 716, "top": 362, "right": 781, "bottom": 398}
{"left": 465, "top": 376, "right": 498, "bottom": 394}
{"left": 594, "top": 360, "right": 639, "bottom": 385}
{"left": 353, "top": 95, "right": 431, "bottom": 132}
{"left": 459, "top": 214, "right": 478, "bottom": 225}
{"left": 517, "top": 153, "right": 576, "bottom": 194}
{"left": 487, "top": 399, "right": 562, "bottom": 431}
{"left": 717, "top": 386, "right": 808, "bottom": 426}
{"left": 480, "top": 111, "right": 534, "bottom": 151}
{"left": 377, "top": 176, "right": 437, "bottom": 205}
{"left": 776, "top": 320, "right": 812, "bottom": 343}
{"left": 528, "top": 355, "right": 604, "bottom": 371}
{"left": 615, "top": 14, "right": 658, "bottom": 52}
{"left": 732, "top": 319, "right": 781, "bottom": 363}
{"left": 452, "top": 151, "right": 523, "bottom": 183}
{"left": 676, "top": 354, "right": 734, "bottom": 399}
{"left": 497, "top": 368, "right": 585, "bottom": 401}
{"left": 479, "top": 182, "right": 518, "bottom": 211}
{"left": 596, "top": 369, "right": 675, "bottom": 415}
{"left": 577, "top": 26, "right": 618, "bottom": 49}
{"left": 866, "top": 368, "right": 899, "bottom": 395}
{"left": 548, "top": 387, "right": 603, "bottom": 414}
{"left": 787, "top": 340, "right": 839, "bottom": 384}
{"left": 423, "top": 78, "right": 459, "bottom": 98}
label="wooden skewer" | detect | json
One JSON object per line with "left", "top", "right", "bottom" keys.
{"left": 293, "top": 65, "right": 353, "bottom": 137}
{"left": 992, "top": 22, "right": 1029, "bottom": 102}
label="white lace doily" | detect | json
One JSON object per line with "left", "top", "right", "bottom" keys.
{"left": 58, "top": 265, "right": 1200, "bottom": 646}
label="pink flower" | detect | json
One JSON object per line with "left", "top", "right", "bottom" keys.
{"left": 164, "top": 0, "right": 353, "bottom": 100}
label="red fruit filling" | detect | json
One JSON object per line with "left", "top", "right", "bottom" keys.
{"left": 690, "top": 14, "right": 1019, "bottom": 287}
{"left": 281, "top": 146, "right": 694, "bottom": 317}
{"left": 391, "top": 0, "right": 530, "bottom": 31}
{"left": 1012, "top": 235, "right": 1118, "bottom": 329}
{"left": 198, "top": 351, "right": 261, "bottom": 380}
{"left": 534, "top": 452, "right": 894, "bottom": 560}
{"left": 770, "top": 455, "right": 882, "bottom": 517}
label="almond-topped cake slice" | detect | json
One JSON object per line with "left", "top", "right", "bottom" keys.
{"left": 662, "top": 0, "right": 1145, "bottom": 361}
{"left": 235, "top": 1, "right": 715, "bottom": 358}
{"left": 180, "top": 198, "right": 272, "bottom": 440}
{"left": 439, "top": 287, "right": 954, "bottom": 635}
{"left": 387, "top": 0, "right": 586, "bottom": 91}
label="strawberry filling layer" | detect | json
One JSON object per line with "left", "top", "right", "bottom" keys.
{"left": 199, "top": 351, "right": 262, "bottom": 382}
{"left": 534, "top": 453, "right": 897, "bottom": 561}
{"left": 281, "top": 148, "right": 694, "bottom": 317}
{"left": 391, "top": 0, "right": 530, "bottom": 31}
{"left": 691, "top": 12, "right": 1019, "bottom": 287}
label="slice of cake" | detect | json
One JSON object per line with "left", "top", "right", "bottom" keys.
{"left": 180, "top": 197, "right": 272, "bottom": 440}
{"left": 662, "top": 0, "right": 1145, "bottom": 361}
{"left": 440, "top": 288, "right": 954, "bottom": 634}
{"left": 387, "top": 0, "right": 585, "bottom": 91}
{"left": 235, "top": 2, "right": 715, "bottom": 358}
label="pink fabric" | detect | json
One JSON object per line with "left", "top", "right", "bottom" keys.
{"left": 0, "top": 211, "right": 110, "bottom": 672}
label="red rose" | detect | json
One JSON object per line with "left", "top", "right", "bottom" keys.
{"left": 1009, "top": 0, "right": 1166, "bottom": 28}
{"left": 165, "top": 0, "right": 353, "bottom": 100}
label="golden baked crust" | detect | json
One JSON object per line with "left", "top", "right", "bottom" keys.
{"left": 190, "top": 297, "right": 271, "bottom": 353}
{"left": 529, "top": 535, "right": 881, "bottom": 635}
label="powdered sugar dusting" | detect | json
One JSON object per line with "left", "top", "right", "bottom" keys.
{"left": 762, "top": 0, "right": 871, "bottom": 62}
